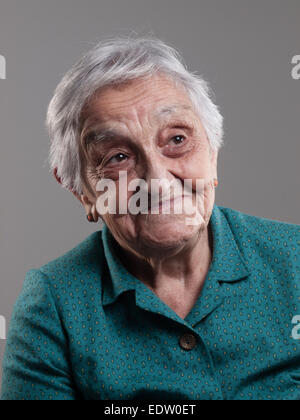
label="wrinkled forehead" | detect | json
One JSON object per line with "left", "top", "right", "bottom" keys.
{"left": 80, "top": 74, "right": 197, "bottom": 130}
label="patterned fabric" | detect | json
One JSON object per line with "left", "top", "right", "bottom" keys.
{"left": 1, "top": 204, "right": 300, "bottom": 400}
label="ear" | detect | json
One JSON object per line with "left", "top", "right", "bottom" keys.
{"left": 81, "top": 195, "right": 99, "bottom": 223}
{"left": 53, "top": 168, "right": 81, "bottom": 202}
{"left": 53, "top": 168, "right": 99, "bottom": 222}
{"left": 53, "top": 168, "right": 62, "bottom": 185}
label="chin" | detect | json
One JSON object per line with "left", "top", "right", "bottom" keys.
{"left": 136, "top": 214, "right": 202, "bottom": 253}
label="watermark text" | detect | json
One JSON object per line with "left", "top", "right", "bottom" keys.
{"left": 292, "top": 315, "right": 300, "bottom": 340}
{"left": 0, "top": 54, "right": 6, "bottom": 80}
{"left": 0, "top": 315, "right": 6, "bottom": 340}
{"left": 291, "top": 55, "right": 300, "bottom": 80}
{"left": 95, "top": 173, "right": 211, "bottom": 226}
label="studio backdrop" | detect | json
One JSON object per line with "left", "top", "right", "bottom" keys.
{"left": 0, "top": 0, "right": 299, "bottom": 393}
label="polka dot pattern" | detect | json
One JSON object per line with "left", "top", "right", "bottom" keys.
{"left": 1, "top": 204, "right": 300, "bottom": 400}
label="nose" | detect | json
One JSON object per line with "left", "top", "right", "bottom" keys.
{"left": 145, "top": 156, "right": 168, "bottom": 182}
{"left": 141, "top": 152, "right": 178, "bottom": 190}
{"left": 137, "top": 153, "right": 185, "bottom": 210}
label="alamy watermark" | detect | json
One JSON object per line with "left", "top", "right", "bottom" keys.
{"left": 292, "top": 315, "right": 300, "bottom": 340}
{"left": 0, "top": 315, "right": 6, "bottom": 340}
{"left": 0, "top": 54, "right": 6, "bottom": 80}
{"left": 95, "top": 172, "right": 210, "bottom": 226}
{"left": 291, "top": 55, "right": 300, "bottom": 80}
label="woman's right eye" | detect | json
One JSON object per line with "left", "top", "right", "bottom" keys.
{"left": 106, "top": 153, "right": 128, "bottom": 165}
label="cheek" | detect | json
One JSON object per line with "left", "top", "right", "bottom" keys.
{"left": 103, "top": 213, "right": 139, "bottom": 247}
{"left": 178, "top": 148, "right": 213, "bottom": 181}
{"left": 92, "top": 171, "right": 140, "bottom": 235}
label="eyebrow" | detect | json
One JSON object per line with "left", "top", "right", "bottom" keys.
{"left": 153, "top": 104, "right": 194, "bottom": 120}
{"left": 84, "top": 127, "right": 118, "bottom": 146}
{"left": 83, "top": 104, "right": 194, "bottom": 146}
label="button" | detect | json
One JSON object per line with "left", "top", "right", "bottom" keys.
{"left": 179, "top": 333, "right": 197, "bottom": 351}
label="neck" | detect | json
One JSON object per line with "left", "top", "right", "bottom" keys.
{"left": 117, "top": 223, "right": 214, "bottom": 296}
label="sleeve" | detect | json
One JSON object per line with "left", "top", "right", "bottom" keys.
{"left": 1, "top": 269, "right": 79, "bottom": 400}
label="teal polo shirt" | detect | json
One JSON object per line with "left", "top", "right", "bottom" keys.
{"left": 1, "top": 204, "right": 300, "bottom": 400}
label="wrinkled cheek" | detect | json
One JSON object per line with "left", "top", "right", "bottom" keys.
{"left": 201, "top": 179, "right": 215, "bottom": 208}
{"left": 93, "top": 180, "right": 137, "bottom": 238}
{"left": 178, "top": 144, "right": 212, "bottom": 176}
{"left": 102, "top": 213, "right": 139, "bottom": 252}
{"left": 191, "top": 180, "right": 215, "bottom": 225}
{"left": 186, "top": 177, "right": 215, "bottom": 209}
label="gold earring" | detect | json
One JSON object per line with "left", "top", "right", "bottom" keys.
{"left": 214, "top": 179, "right": 219, "bottom": 188}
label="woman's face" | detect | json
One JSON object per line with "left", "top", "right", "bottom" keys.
{"left": 80, "top": 74, "right": 218, "bottom": 258}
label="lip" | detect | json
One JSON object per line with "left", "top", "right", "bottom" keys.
{"left": 150, "top": 195, "right": 193, "bottom": 213}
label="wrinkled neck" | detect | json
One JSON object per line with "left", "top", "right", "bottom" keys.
{"left": 117, "top": 223, "right": 213, "bottom": 292}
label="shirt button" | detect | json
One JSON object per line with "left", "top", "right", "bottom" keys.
{"left": 179, "top": 333, "right": 197, "bottom": 351}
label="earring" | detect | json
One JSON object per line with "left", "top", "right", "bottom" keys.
{"left": 87, "top": 214, "right": 94, "bottom": 223}
{"left": 214, "top": 179, "right": 219, "bottom": 188}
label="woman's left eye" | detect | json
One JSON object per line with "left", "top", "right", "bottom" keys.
{"left": 170, "top": 135, "right": 186, "bottom": 145}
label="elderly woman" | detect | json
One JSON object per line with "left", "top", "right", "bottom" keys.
{"left": 1, "top": 36, "right": 300, "bottom": 401}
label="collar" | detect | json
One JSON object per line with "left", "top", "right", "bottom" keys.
{"left": 101, "top": 204, "right": 252, "bottom": 306}
{"left": 101, "top": 224, "right": 137, "bottom": 306}
{"left": 208, "top": 204, "right": 251, "bottom": 283}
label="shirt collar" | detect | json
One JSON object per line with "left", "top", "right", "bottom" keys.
{"left": 101, "top": 224, "right": 137, "bottom": 306}
{"left": 101, "top": 204, "right": 251, "bottom": 306}
{"left": 208, "top": 204, "right": 251, "bottom": 282}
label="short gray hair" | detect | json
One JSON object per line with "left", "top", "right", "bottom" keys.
{"left": 46, "top": 35, "right": 224, "bottom": 194}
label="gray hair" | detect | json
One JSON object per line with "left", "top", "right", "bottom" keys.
{"left": 46, "top": 35, "right": 224, "bottom": 194}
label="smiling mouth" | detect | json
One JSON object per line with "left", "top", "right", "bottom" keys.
{"left": 144, "top": 194, "right": 194, "bottom": 214}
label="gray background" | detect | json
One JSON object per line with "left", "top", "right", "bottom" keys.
{"left": 0, "top": 0, "right": 299, "bottom": 390}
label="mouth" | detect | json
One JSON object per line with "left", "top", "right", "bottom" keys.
{"left": 146, "top": 194, "right": 194, "bottom": 214}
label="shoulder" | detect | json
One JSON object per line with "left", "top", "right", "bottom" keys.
{"left": 219, "top": 205, "right": 300, "bottom": 241}
{"left": 218, "top": 205, "right": 300, "bottom": 266}
{"left": 40, "top": 230, "right": 104, "bottom": 276}
{"left": 25, "top": 230, "right": 106, "bottom": 298}
{"left": 14, "top": 230, "right": 107, "bottom": 331}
